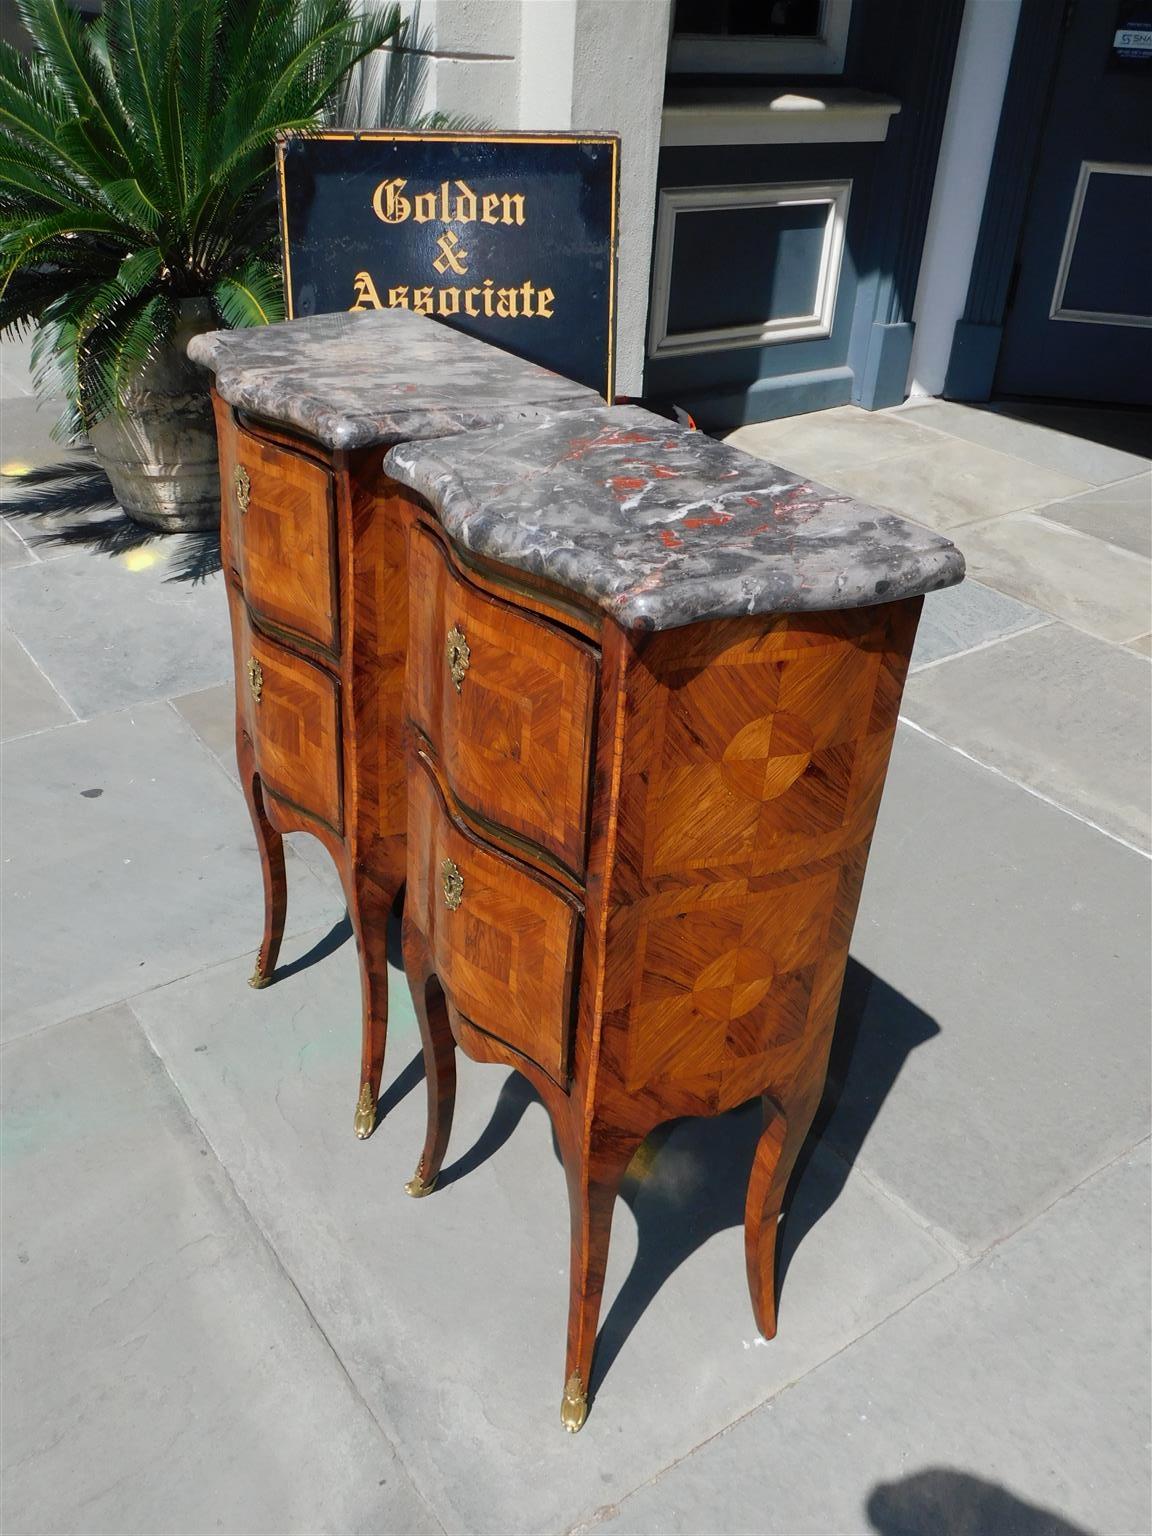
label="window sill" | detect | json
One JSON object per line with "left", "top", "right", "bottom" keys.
{"left": 661, "top": 88, "right": 902, "bottom": 147}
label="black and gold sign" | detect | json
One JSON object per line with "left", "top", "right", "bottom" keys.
{"left": 276, "top": 131, "right": 619, "bottom": 398}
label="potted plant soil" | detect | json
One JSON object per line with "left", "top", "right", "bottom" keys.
{"left": 0, "top": 0, "right": 401, "bottom": 531}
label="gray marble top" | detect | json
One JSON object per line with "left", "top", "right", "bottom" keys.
{"left": 383, "top": 405, "right": 965, "bottom": 632}
{"left": 187, "top": 308, "right": 602, "bottom": 451}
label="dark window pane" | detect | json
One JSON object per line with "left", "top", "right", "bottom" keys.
{"left": 665, "top": 202, "right": 828, "bottom": 335}
{"left": 731, "top": 0, "right": 821, "bottom": 37}
{"left": 1061, "top": 171, "right": 1152, "bottom": 318}
{"left": 674, "top": 0, "right": 723, "bottom": 35}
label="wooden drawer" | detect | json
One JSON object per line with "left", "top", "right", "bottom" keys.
{"left": 408, "top": 750, "right": 580, "bottom": 1086}
{"left": 235, "top": 611, "right": 343, "bottom": 834}
{"left": 408, "top": 525, "right": 597, "bottom": 877}
{"left": 224, "top": 420, "right": 339, "bottom": 656}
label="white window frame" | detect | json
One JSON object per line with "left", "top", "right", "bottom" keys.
{"left": 647, "top": 181, "right": 852, "bottom": 360}
{"left": 668, "top": 0, "right": 854, "bottom": 77}
{"left": 1050, "top": 161, "right": 1152, "bottom": 329}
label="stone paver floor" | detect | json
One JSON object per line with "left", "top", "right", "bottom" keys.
{"left": 2, "top": 388, "right": 1149, "bottom": 1535}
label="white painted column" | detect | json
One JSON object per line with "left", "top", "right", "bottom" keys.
{"left": 517, "top": 0, "right": 672, "bottom": 396}
{"left": 571, "top": 0, "right": 673, "bottom": 396}
{"left": 422, "top": 0, "right": 522, "bottom": 124}
{"left": 518, "top": 0, "right": 578, "bottom": 129}
{"left": 906, "top": 0, "right": 1022, "bottom": 398}
{"left": 392, "top": 0, "right": 672, "bottom": 397}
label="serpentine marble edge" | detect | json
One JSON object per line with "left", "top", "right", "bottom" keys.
{"left": 187, "top": 308, "right": 602, "bottom": 450}
{"left": 383, "top": 405, "right": 966, "bottom": 632}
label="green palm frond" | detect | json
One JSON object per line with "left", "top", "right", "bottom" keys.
{"left": 212, "top": 260, "right": 286, "bottom": 328}
{"left": 1, "top": 0, "right": 403, "bottom": 434}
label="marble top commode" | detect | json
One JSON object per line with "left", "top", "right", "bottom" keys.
{"left": 188, "top": 308, "right": 602, "bottom": 451}
{"left": 383, "top": 405, "right": 965, "bottom": 632}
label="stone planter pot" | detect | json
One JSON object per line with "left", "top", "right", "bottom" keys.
{"left": 87, "top": 301, "right": 220, "bottom": 533}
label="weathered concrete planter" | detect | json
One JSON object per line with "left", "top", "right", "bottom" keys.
{"left": 88, "top": 302, "right": 220, "bottom": 533}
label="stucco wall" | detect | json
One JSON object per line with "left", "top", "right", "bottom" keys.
{"left": 372, "top": 0, "right": 672, "bottom": 396}
{"left": 421, "top": 0, "right": 524, "bottom": 125}
{"left": 566, "top": 0, "right": 671, "bottom": 396}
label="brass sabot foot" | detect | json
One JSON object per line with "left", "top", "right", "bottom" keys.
{"left": 560, "top": 1371, "right": 588, "bottom": 1434}
{"left": 404, "top": 1161, "right": 437, "bottom": 1198}
{"left": 353, "top": 1081, "right": 376, "bottom": 1140}
{"left": 248, "top": 962, "right": 272, "bottom": 989}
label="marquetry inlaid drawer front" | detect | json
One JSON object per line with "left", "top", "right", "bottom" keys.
{"left": 408, "top": 524, "right": 598, "bottom": 878}
{"left": 239, "top": 625, "right": 342, "bottom": 834}
{"left": 408, "top": 751, "right": 580, "bottom": 1086}
{"left": 226, "top": 422, "right": 339, "bottom": 656}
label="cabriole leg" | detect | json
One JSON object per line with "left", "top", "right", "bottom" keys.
{"left": 237, "top": 740, "right": 286, "bottom": 991}
{"left": 348, "top": 872, "right": 394, "bottom": 1140}
{"left": 744, "top": 1090, "right": 820, "bottom": 1340}
{"left": 401, "top": 916, "right": 456, "bottom": 1194}
{"left": 560, "top": 1124, "right": 647, "bottom": 1433}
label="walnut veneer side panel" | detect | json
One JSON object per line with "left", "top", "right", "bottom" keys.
{"left": 343, "top": 471, "right": 411, "bottom": 853}
{"left": 595, "top": 600, "right": 922, "bottom": 1122}
{"left": 408, "top": 522, "right": 598, "bottom": 878}
{"left": 546, "top": 598, "right": 925, "bottom": 1417}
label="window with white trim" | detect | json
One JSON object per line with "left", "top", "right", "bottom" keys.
{"left": 668, "top": 0, "right": 854, "bottom": 76}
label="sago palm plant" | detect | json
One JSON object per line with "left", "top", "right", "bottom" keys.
{"left": 0, "top": 0, "right": 401, "bottom": 524}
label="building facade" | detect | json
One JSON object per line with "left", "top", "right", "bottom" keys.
{"left": 390, "top": 0, "right": 1151, "bottom": 429}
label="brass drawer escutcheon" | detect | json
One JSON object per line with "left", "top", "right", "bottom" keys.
{"left": 446, "top": 625, "right": 470, "bottom": 693}
{"left": 234, "top": 464, "right": 251, "bottom": 512}
{"left": 247, "top": 656, "right": 263, "bottom": 703}
{"left": 441, "top": 857, "right": 464, "bottom": 911}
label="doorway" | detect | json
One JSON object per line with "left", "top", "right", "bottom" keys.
{"left": 994, "top": 1, "right": 1152, "bottom": 403}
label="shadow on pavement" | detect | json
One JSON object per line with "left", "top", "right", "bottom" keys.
{"left": 990, "top": 398, "right": 1152, "bottom": 460}
{"left": 270, "top": 898, "right": 426, "bottom": 1128}
{"left": 438, "top": 957, "right": 941, "bottom": 1396}
{"left": 2, "top": 456, "right": 222, "bottom": 584}
{"left": 273, "top": 913, "right": 354, "bottom": 984}
{"left": 867, "top": 1467, "right": 1096, "bottom": 1536}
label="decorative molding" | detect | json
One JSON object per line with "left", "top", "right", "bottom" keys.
{"left": 851, "top": 0, "right": 966, "bottom": 409}
{"left": 942, "top": 0, "right": 1065, "bottom": 398}
{"left": 647, "top": 182, "right": 852, "bottom": 361}
{"left": 961, "top": 0, "right": 1066, "bottom": 329}
{"left": 661, "top": 89, "right": 901, "bottom": 148}
{"left": 668, "top": 0, "right": 854, "bottom": 76}
{"left": 1050, "top": 161, "right": 1152, "bottom": 328}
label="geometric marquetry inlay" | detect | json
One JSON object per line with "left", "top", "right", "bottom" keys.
{"left": 624, "top": 867, "right": 837, "bottom": 1101}
{"left": 407, "top": 524, "right": 598, "bottom": 878}
{"left": 607, "top": 603, "right": 921, "bottom": 1114}
{"left": 631, "top": 607, "right": 916, "bottom": 886}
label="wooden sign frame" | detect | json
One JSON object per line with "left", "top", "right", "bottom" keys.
{"left": 275, "top": 130, "right": 620, "bottom": 399}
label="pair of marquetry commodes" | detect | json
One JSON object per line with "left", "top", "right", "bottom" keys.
{"left": 190, "top": 308, "right": 600, "bottom": 1138}
{"left": 192, "top": 311, "right": 963, "bottom": 1433}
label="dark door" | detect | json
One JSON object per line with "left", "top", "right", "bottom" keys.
{"left": 995, "top": 1, "right": 1152, "bottom": 403}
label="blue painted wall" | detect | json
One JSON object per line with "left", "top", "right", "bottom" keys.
{"left": 646, "top": 141, "right": 877, "bottom": 430}
{"left": 644, "top": 0, "right": 965, "bottom": 430}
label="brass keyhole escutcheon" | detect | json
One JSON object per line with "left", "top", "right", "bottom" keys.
{"left": 234, "top": 464, "right": 251, "bottom": 513}
{"left": 446, "top": 625, "right": 470, "bottom": 693}
{"left": 247, "top": 656, "right": 263, "bottom": 703}
{"left": 441, "top": 858, "right": 464, "bottom": 911}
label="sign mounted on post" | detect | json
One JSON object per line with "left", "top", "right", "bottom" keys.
{"left": 276, "top": 131, "right": 619, "bottom": 399}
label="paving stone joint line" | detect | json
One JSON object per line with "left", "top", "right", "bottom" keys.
{"left": 897, "top": 715, "right": 1152, "bottom": 860}
{"left": 560, "top": 1134, "right": 1152, "bottom": 1536}
{"left": 125, "top": 996, "right": 453, "bottom": 1536}
{"left": 3, "top": 625, "right": 80, "bottom": 723}
{"left": 909, "top": 617, "right": 1055, "bottom": 676}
